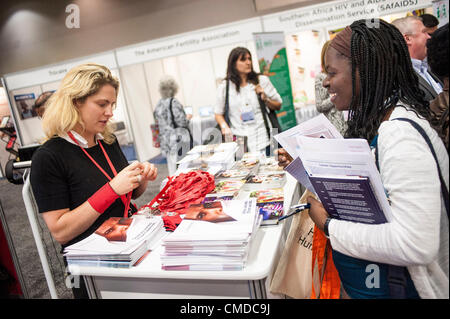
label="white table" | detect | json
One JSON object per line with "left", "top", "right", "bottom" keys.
{"left": 70, "top": 175, "right": 300, "bottom": 299}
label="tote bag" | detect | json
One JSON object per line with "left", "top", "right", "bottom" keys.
{"left": 270, "top": 189, "right": 320, "bottom": 298}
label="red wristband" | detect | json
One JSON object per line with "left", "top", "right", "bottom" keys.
{"left": 88, "top": 183, "right": 120, "bottom": 214}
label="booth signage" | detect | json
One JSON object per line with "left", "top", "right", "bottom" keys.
{"left": 4, "top": 53, "right": 117, "bottom": 91}
{"left": 115, "top": 19, "right": 262, "bottom": 67}
{"left": 262, "top": 0, "right": 433, "bottom": 32}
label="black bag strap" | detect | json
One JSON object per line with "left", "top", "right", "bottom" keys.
{"left": 373, "top": 117, "right": 448, "bottom": 299}
{"left": 257, "top": 94, "right": 271, "bottom": 140}
{"left": 224, "top": 79, "right": 230, "bottom": 126}
{"left": 169, "top": 97, "right": 177, "bottom": 129}
{"left": 391, "top": 117, "right": 449, "bottom": 217}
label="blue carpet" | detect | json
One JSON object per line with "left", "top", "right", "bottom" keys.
{"left": 149, "top": 153, "right": 167, "bottom": 164}
{"left": 120, "top": 144, "right": 137, "bottom": 162}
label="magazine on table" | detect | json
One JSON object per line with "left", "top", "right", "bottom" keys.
{"left": 160, "top": 199, "right": 260, "bottom": 271}
{"left": 215, "top": 168, "right": 252, "bottom": 181}
{"left": 211, "top": 179, "right": 246, "bottom": 197}
{"left": 257, "top": 157, "right": 285, "bottom": 175}
{"left": 166, "top": 198, "right": 260, "bottom": 240}
{"left": 202, "top": 194, "right": 235, "bottom": 203}
{"left": 179, "top": 142, "right": 237, "bottom": 170}
{"left": 249, "top": 188, "right": 285, "bottom": 225}
{"left": 63, "top": 216, "right": 166, "bottom": 267}
{"left": 244, "top": 173, "right": 286, "bottom": 190}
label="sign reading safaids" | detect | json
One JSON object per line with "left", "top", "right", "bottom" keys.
{"left": 262, "top": 0, "right": 433, "bottom": 32}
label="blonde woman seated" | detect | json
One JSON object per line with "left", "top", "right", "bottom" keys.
{"left": 30, "top": 63, "right": 158, "bottom": 298}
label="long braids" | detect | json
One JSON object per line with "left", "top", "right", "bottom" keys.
{"left": 346, "top": 19, "right": 431, "bottom": 141}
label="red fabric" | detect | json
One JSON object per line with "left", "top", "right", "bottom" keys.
{"left": 310, "top": 225, "right": 341, "bottom": 299}
{"left": 142, "top": 171, "right": 215, "bottom": 231}
{"left": 87, "top": 183, "right": 119, "bottom": 214}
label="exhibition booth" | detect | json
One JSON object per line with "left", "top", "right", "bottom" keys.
{"left": 2, "top": 0, "right": 440, "bottom": 164}
{"left": 0, "top": 0, "right": 447, "bottom": 299}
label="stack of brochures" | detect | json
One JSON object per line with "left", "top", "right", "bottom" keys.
{"left": 176, "top": 142, "right": 238, "bottom": 176}
{"left": 275, "top": 114, "right": 391, "bottom": 224}
{"left": 160, "top": 199, "right": 261, "bottom": 271}
{"left": 63, "top": 216, "right": 166, "bottom": 268}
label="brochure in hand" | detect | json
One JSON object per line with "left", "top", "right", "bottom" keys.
{"left": 275, "top": 115, "right": 390, "bottom": 225}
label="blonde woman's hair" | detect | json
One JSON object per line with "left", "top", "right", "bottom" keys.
{"left": 42, "top": 63, "right": 119, "bottom": 144}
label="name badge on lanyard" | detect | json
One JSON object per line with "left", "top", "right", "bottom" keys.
{"left": 240, "top": 103, "right": 255, "bottom": 125}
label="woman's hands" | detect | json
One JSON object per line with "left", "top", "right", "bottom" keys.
{"left": 221, "top": 125, "right": 233, "bottom": 142}
{"left": 275, "top": 148, "right": 293, "bottom": 168}
{"left": 109, "top": 161, "right": 157, "bottom": 196}
{"left": 307, "top": 196, "right": 329, "bottom": 232}
{"left": 140, "top": 161, "right": 158, "bottom": 182}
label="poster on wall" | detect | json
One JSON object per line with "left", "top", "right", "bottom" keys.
{"left": 285, "top": 30, "right": 325, "bottom": 110}
{"left": 433, "top": 0, "right": 449, "bottom": 26}
{"left": 253, "top": 32, "right": 297, "bottom": 131}
{"left": 13, "top": 93, "right": 37, "bottom": 120}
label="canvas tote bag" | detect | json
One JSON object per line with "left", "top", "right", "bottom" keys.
{"left": 270, "top": 189, "right": 321, "bottom": 298}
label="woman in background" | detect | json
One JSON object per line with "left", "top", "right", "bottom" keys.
{"left": 154, "top": 75, "right": 192, "bottom": 176}
{"left": 214, "top": 47, "right": 282, "bottom": 155}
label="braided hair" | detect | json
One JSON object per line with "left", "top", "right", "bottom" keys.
{"left": 345, "top": 19, "right": 431, "bottom": 141}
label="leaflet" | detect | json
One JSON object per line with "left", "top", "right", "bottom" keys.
{"left": 294, "top": 135, "right": 392, "bottom": 224}
{"left": 274, "top": 113, "right": 343, "bottom": 158}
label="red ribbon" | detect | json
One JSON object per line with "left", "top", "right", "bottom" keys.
{"left": 141, "top": 171, "right": 215, "bottom": 230}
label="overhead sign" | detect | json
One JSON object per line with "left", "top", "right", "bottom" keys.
{"left": 115, "top": 18, "right": 262, "bottom": 67}
{"left": 4, "top": 52, "right": 117, "bottom": 91}
{"left": 262, "top": 0, "right": 433, "bottom": 32}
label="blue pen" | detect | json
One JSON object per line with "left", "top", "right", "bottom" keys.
{"left": 278, "top": 203, "right": 311, "bottom": 221}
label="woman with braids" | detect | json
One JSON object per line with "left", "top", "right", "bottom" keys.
{"left": 307, "top": 20, "right": 448, "bottom": 299}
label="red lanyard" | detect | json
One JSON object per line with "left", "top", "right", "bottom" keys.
{"left": 67, "top": 131, "right": 132, "bottom": 217}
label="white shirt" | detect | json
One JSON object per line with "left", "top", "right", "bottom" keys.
{"left": 329, "top": 106, "right": 449, "bottom": 299}
{"left": 214, "top": 75, "right": 282, "bottom": 152}
{"left": 411, "top": 58, "right": 443, "bottom": 95}
{"left": 60, "top": 130, "right": 104, "bottom": 149}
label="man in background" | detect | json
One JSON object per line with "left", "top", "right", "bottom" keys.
{"left": 392, "top": 16, "right": 443, "bottom": 101}
{"left": 427, "top": 23, "right": 449, "bottom": 152}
